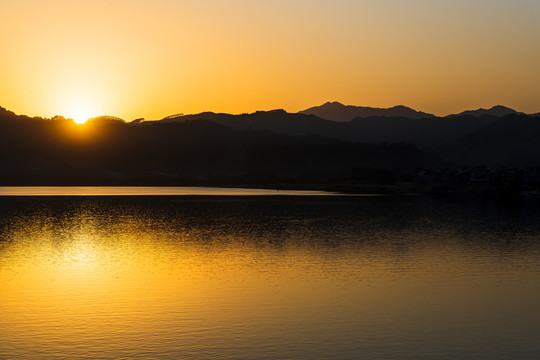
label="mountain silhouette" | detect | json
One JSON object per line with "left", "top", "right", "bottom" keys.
{"left": 159, "top": 110, "right": 498, "bottom": 148}
{"left": 298, "top": 101, "right": 435, "bottom": 121}
{"left": 0, "top": 106, "right": 449, "bottom": 186}
{"left": 434, "top": 114, "right": 540, "bottom": 167}
{"left": 447, "top": 105, "right": 519, "bottom": 118}
{"left": 2, "top": 104, "right": 539, "bottom": 187}
{"left": 160, "top": 109, "right": 338, "bottom": 136}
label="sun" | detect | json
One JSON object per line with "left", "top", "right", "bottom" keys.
{"left": 56, "top": 86, "right": 107, "bottom": 125}
{"left": 71, "top": 109, "right": 92, "bottom": 124}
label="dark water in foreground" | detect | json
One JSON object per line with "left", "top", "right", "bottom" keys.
{"left": 1, "top": 193, "right": 540, "bottom": 359}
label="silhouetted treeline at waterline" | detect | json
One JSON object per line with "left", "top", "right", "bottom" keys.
{"left": 1, "top": 105, "right": 539, "bottom": 194}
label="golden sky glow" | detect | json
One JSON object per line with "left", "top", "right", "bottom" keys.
{"left": 1, "top": 0, "right": 539, "bottom": 120}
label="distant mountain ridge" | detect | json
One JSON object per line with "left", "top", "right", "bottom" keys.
{"left": 155, "top": 104, "right": 540, "bottom": 167}
{"left": 296, "top": 102, "right": 539, "bottom": 121}
{"left": 448, "top": 105, "right": 520, "bottom": 118}
{"left": 3, "top": 103, "right": 540, "bottom": 175}
{"left": 435, "top": 114, "right": 540, "bottom": 167}
{"left": 298, "top": 102, "right": 435, "bottom": 121}
{"left": 0, "top": 106, "right": 449, "bottom": 185}
{"left": 157, "top": 109, "right": 499, "bottom": 148}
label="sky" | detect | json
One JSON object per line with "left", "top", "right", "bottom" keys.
{"left": 1, "top": 0, "right": 539, "bottom": 121}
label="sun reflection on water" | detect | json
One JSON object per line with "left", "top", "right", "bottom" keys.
{"left": 1, "top": 196, "right": 540, "bottom": 359}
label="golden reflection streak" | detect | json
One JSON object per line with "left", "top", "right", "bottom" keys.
{"left": 2, "top": 209, "right": 540, "bottom": 358}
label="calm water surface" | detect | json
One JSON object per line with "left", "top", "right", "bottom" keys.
{"left": 1, "top": 192, "right": 540, "bottom": 359}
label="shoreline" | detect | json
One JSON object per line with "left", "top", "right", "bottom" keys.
{"left": 0, "top": 183, "right": 537, "bottom": 197}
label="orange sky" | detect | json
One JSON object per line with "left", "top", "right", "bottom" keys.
{"left": 1, "top": 0, "right": 539, "bottom": 120}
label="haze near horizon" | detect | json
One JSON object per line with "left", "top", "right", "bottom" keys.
{"left": 1, "top": 0, "right": 539, "bottom": 120}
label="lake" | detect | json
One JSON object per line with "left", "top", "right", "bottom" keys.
{"left": 1, "top": 188, "right": 540, "bottom": 359}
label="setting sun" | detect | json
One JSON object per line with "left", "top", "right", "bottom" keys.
{"left": 71, "top": 110, "right": 91, "bottom": 124}
{"left": 65, "top": 99, "right": 94, "bottom": 124}
{"left": 56, "top": 88, "right": 100, "bottom": 124}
